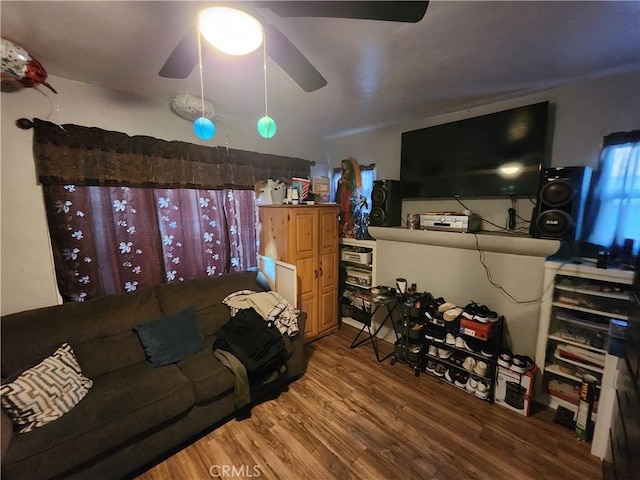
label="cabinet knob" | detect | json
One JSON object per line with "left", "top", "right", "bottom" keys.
{"left": 319, "top": 267, "right": 323, "bottom": 277}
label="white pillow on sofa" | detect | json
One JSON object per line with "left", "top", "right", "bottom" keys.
{"left": 0, "top": 343, "right": 93, "bottom": 433}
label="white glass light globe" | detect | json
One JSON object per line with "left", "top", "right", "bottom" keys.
{"left": 198, "top": 7, "right": 263, "bottom": 56}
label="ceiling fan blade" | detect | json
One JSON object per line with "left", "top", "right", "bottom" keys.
{"left": 159, "top": 27, "right": 198, "bottom": 78}
{"left": 262, "top": 1, "right": 429, "bottom": 23}
{"left": 263, "top": 24, "right": 327, "bottom": 93}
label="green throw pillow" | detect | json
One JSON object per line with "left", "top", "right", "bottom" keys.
{"left": 134, "top": 306, "right": 205, "bottom": 367}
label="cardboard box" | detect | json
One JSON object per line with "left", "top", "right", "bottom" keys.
{"left": 494, "top": 365, "right": 536, "bottom": 416}
{"left": 459, "top": 317, "right": 494, "bottom": 340}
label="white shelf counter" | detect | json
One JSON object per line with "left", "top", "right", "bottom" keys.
{"left": 369, "top": 226, "right": 559, "bottom": 257}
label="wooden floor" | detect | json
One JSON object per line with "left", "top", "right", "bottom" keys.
{"left": 137, "top": 324, "right": 602, "bottom": 480}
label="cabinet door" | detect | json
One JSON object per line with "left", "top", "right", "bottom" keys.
{"left": 318, "top": 207, "right": 339, "bottom": 335}
{"left": 258, "top": 207, "right": 289, "bottom": 261}
{"left": 318, "top": 250, "right": 339, "bottom": 335}
{"left": 291, "top": 209, "right": 319, "bottom": 339}
{"left": 292, "top": 209, "right": 318, "bottom": 259}
{"left": 319, "top": 207, "right": 339, "bottom": 253}
{"left": 296, "top": 256, "right": 318, "bottom": 339}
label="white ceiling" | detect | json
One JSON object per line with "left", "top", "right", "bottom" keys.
{"left": 2, "top": 1, "right": 639, "bottom": 139}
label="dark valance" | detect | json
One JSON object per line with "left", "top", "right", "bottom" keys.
{"left": 603, "top": 130, "right": 640, "bottom": 147}
{"left": 27, "top": 118, "right": 312, "bottom": 189}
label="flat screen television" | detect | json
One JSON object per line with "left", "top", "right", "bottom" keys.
{"left": 400, "top": 101, "right": 550, "bottom": 198}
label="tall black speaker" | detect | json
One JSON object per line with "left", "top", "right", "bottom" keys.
{"left": 370, "top": 180, "right": 402, "bottom": 227}
{"left": 534, "top": 166, "right": 592, "bottom": 240}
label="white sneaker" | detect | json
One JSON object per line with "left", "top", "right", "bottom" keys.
{"left": 475, "top": 379, "right": 490, "bottom": 399}
{"left": 465, "top": 377, "right": 478, "bottom": 393}
{"left": 428, "top": 345, "right": 438, "bottom": 356}
{"left": 510, "top": 355, "right": 534, "bottom": 373}
{"left": 498, "top": 350, "right": 513, "bottom": 368}
{"left": 445, "top": 333, "right": 456, "bottom": 345}
{"left": 455, "top": 336, "right": 466, "bottom": 349}
{"left": 473, "top": 360, "right": 488, "bottom": 377}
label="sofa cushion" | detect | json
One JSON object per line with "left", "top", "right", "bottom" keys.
{"left": 134, "top": 306, "right": 205, "bottom": 367}
{"left": 1, "top": 287, "right": 161, "bottom": 380}
{"left": 2, "top": 362, "right": 193, "bottom": 480}
{"left": 155, "top": 270, "right": 266, "bottom": 337}
{"left": 1, "top": 343, "right": 93, "bottom": 433}
{"left": 177, "top": 336, "right": 235, "bottom": 404}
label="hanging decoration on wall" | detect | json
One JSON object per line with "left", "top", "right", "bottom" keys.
{"left": 257, "top": 33, "right": 276, "bottom": 139}
{"left": 192, "top": 25, "right": 215, "bottom": 140}
{"left": 1, "top": 38, "right": 57, "bottom": 94}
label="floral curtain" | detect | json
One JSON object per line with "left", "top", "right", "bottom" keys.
{"left": 43, "top": 185, "right": 257, "bottom": 302}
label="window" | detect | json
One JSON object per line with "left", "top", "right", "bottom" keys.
{"left": 331, "top": 163, "right": 376, "bottom": 212}
{"left": 585, "top": 131, "right": 640, "bottom": 255}
{"left": 29, "top": 118, "right": 311, "bottom": 302}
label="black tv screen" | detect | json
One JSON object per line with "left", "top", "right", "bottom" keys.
{"left": 400, "top": 102, "right": 550, "bottom": 198}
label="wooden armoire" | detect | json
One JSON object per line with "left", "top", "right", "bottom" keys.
{"left": 258, "top": 204, "right": 339, "bottom": 342}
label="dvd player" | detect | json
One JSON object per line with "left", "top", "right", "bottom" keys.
{"left": 419, "top": 212, "right": 482, "bottom": 233}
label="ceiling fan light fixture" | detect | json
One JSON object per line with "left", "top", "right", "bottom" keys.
{"left": 198, "top": 7, "right": 263, "bottom": 56}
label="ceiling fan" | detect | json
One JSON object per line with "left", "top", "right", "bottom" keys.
{"left": 158, "top": 1, "right": 429, "bottom": 93}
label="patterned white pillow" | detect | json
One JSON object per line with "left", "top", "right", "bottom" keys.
{"left": 0, "top": 343, "right": 93, "bottom": 433}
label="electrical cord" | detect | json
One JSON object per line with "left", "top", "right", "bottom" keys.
{"left": 471, "top": 233, "right": 568, "bottom": 304}
{"left": 454, "top": 196, "right": 519, "bottom": 232}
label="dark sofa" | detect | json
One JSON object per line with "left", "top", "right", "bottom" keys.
{"left": 0, "top": 270, "right": 306, "bottom": 480}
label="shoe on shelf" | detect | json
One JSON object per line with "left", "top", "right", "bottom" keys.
{"left": 433, "top": 329, "right": 446, "bottom": 343}
{"left": 463, "top": 336, "right": 484, "bottom": 353}
{"left": 450, "top": 353, "right": 464, "bottom": 366}
{"left": 462, "top": 301, "right": 479, "bottom": 320}
{"left": 475, "top": 379, "right": 491, "bottom": 400}
{"left": 498, "top": 350, "right": 513, "bottom": 368}
{"left": 462, "top": 356, "right": 477, "bottom": 372}
{"left": 438, "top": 302, "right": 456, "bottom": 313}
{"left": 428, "top": 345, "right": 438, "bottom": 357}
{"left": 438, "top": 348, "right": 453, "bottom": 360}
{"left": 423, "top": 309, "right": 434, "bottom": 322}
{"left": 473, "top": 360, "right": 488, "bottom": 377}
{"left": 455, "top": 336, "right": 466, "bottom": 349}
{"left": 480, "top": 349, "right": 494, "bottom": 358}
{"left": 434, "top": 363, "right": 446, "bottom": 377}
{"left": 510, "top": 355, "right": 534, "bottom": 373}
{"left": 454, "top": 371, "right": 470, "bottom": 388}
{"left": 445, "top": 369, "right": 455, "bottom": 383}
{"left": 426, "top": 359, "right": 437, "bottom": 373}
{"left": 433, "top": 297, "right": 447, "bottom": 310}
{"left": 465, "top": 376, "right": 478, "bottom": 393}
{"left": 445, "top": 333, "right": 456, "bottom": 345}
{"left": 443, "top": 307, "right": 462, "bottom": 321}
{"left": 473, "top": 305, "right": 498, "bottom": 323}
{"left": 411, "top": 322, "right": 423, "bottom": 331}
{"left": 424, "top": 323, "right": 437, "bottom": 340}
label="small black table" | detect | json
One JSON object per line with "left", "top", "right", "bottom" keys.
{"left": 348, "top": 292, "right": 399, "bottom": 362}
